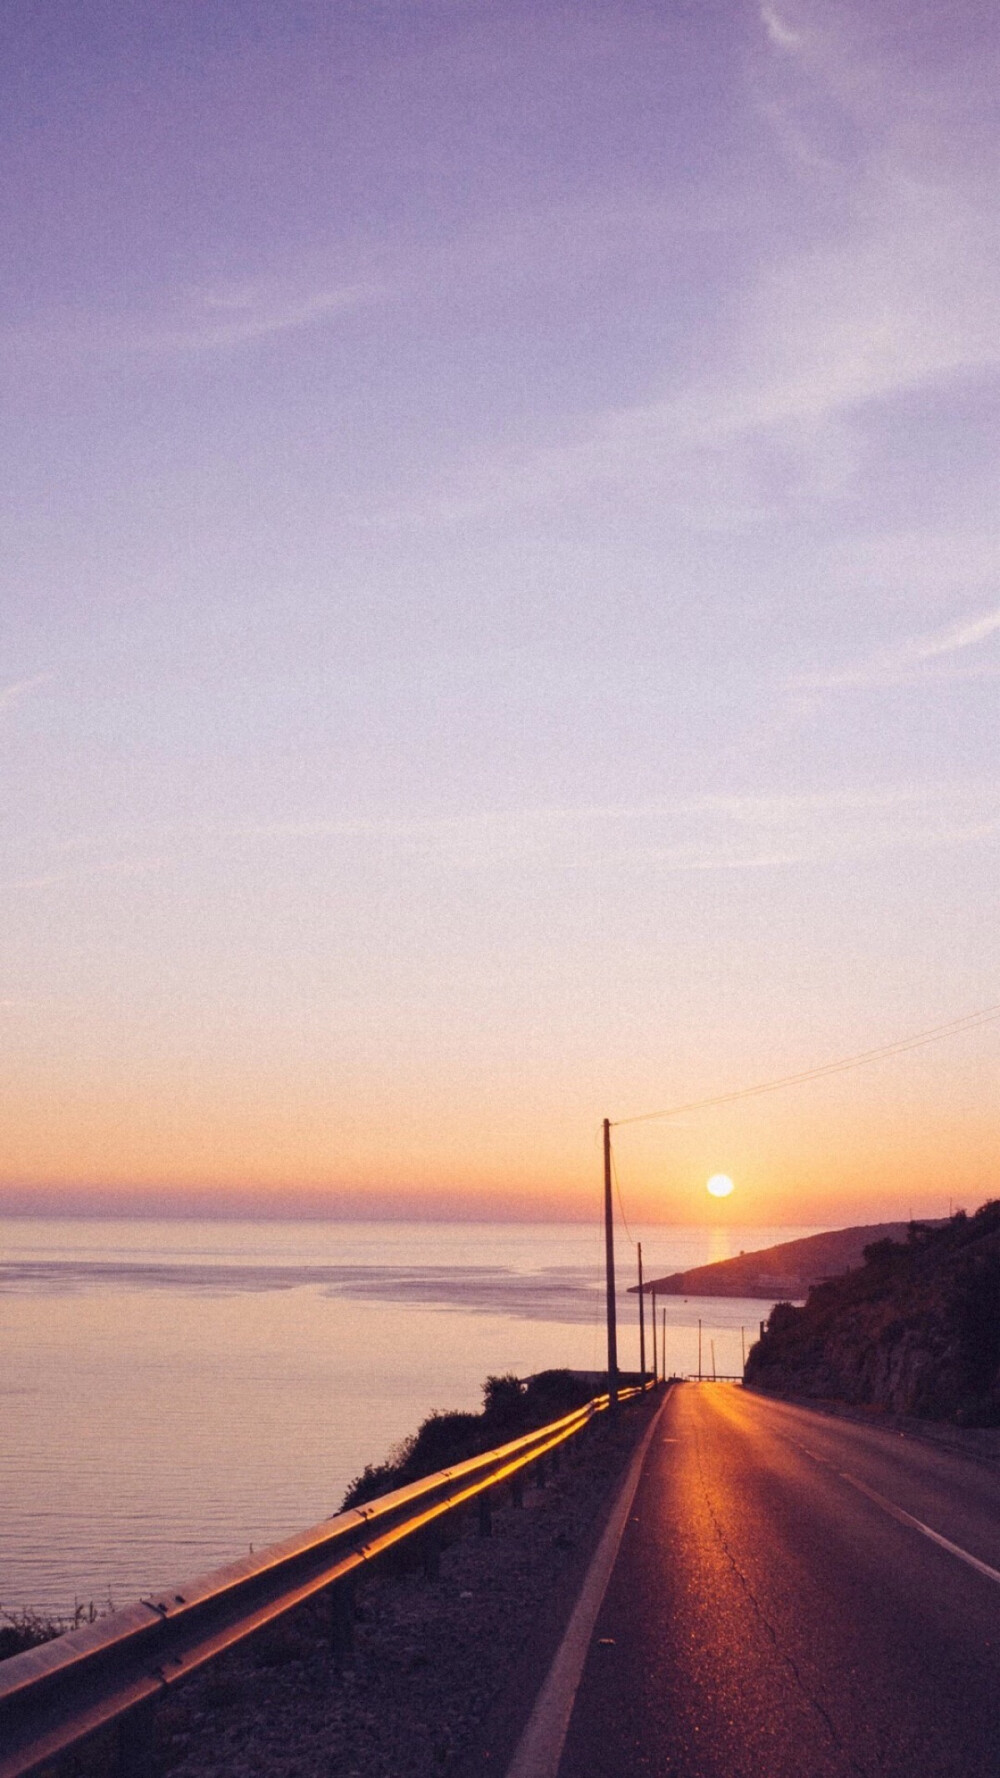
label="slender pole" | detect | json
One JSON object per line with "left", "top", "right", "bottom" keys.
{"left": 603, "top": 1118, "right": 619, "bottom": 1407}
{"left": 651, "top": 1285, "right": 658, "bottom": 1385}
{"left": 697, "top": 1317, "right": 702, "bottom": 1381}
{"left": 637, "top": 1242, "right": 646, "bottom": 1381}
{"left": 662, "top": 1308, "right": 666, "bottom": 1381}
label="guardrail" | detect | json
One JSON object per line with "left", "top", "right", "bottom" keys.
{"left": 0, "top": 1383, "right": 651, "bottom": 1778}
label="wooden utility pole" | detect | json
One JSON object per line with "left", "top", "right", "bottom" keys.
{"left": 697, "top": 1317, "right": 702, "bottom": 1381}
{"left": 662, "top": 1308, "right": 666, "bottom": 1381}
{"left": 637, "top": 1242, "right": 646, "bottom": 1380}
{"left": 603, "top": 1118, "right": 619, "bottom": 1408}
{"left": 651, "top": 1285, "right": 658, "bottom": 1384}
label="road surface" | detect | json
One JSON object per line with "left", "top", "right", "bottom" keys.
{"left": 557, "top": 1384, "right": 1000, "bottom": 1777}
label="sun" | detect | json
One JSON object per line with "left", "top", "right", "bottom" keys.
{"left": 706, "top": 1174, "right": 735, "bottom": 1198}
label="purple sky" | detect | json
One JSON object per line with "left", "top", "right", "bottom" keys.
{"left": 2, "top": 1, "right": 998, "bottom": 1222}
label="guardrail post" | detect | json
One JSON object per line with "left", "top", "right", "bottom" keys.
{"left": 329, "top": 1578, "right": 355, "bottom": 1655}
{"left": 116, "top": 1697, "right": 156, "bottom": 1778}
{"left": 422, "top": 1527, "right": 442, "bottom": 1580}
{"left": 0, "top": 1397, "right": 613, "bottom": 1778}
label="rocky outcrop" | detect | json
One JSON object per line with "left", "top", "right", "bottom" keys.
{"left": 744, "top": 1201, "right": 1000, "bottom": 1426}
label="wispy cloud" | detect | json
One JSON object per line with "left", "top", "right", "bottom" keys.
{"left": 367, "top": 2, "right": 1000, "bottom": 536}
{"left": 2, "top": 857, "right": 164, "bottom": 894}
{"left": 366, "top": 171, "right": 1000, "bottom": 535}
{"left": 41, "top": 785, "right": 997, "bottom": 878}
{"left": 760, "top": 6, "right": 805, "bottom": 54}
{"left": 0, "top": 994, "right": 70, "bottom": 1013}
{"left": 0, "top": 673, "right": 53, "bottom": 713}
{"left": 795, "top": 606, "right": 1000, "bottom": 691}
{"left": 5, "top": 280, "right": 376, "bottom": 362}
{"left": 912, "top": 610, "right": 1000, "bottom": 662}
{"left": 139, "top": 281, "right": 377, "bottom": 353}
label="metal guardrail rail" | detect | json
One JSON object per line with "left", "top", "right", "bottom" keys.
{"left": 0, "top": 1383, "right": 651, "bottom": 1778}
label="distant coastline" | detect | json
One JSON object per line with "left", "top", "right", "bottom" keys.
{"left": 636, "top": 1223, "right": 921, "bottom": 1300}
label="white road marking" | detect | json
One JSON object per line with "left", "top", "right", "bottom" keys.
{"left": 838, "top": 1471, "right": 1000, "bottom": 1588}
{"left": 784, "top": 1432, "right": 1000, "bottom": 1589}
{"left": 503, "top": 1390, "right": 671, "bottom": 1778}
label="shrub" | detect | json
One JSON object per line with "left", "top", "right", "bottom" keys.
{"left": 340, "top": 1368, "right": 597, "bottom": 1510}
{"left": 0, "top": 1609, "right": 73, "bottom": 1663}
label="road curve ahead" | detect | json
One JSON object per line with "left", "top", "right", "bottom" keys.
{"left": 557, "top": 1384, "right": 1000, "bottom": 1778}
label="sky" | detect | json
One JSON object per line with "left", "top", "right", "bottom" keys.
{"left": 2, "top": 0, "right": 997, "bottom": 1227}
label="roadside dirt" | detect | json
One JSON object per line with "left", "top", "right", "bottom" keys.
{"left": 148, "top": 1391, "right": 661, "bottom": 1778}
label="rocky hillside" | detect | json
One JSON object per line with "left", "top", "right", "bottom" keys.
{"left": 642, "top": 1222, "right": 913, "bottom": 1299}
{"left": 744, "top": 1201, "right": 1000, "bottom": 1426}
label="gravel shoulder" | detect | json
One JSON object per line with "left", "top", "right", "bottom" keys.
{"left": 154, "top": 1390, "right": 662, "bottom": 1778}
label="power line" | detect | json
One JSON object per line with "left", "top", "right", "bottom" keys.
{"left": 613, "top": 1000, "right": 1000, "bottom": 1129}
{"left": 610, "top": 1141, "right": 637, "bottom": 1247}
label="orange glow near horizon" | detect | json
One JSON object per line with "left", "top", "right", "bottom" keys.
{"left": 3, "top": 3, "right": 998, "bottom": 1252}
{"left": 1, "top": 1035, "right": 995, "bottom": 1228}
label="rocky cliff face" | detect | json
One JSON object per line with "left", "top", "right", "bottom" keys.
{"left": 744, "top": 1201, "right": 1000, "bottom": 1426}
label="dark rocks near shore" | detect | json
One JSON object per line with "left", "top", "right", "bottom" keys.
{"left": 744, "top": 1199, "right": 1000, "bottom": 1426}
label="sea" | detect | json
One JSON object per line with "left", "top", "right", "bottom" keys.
{"left": 0, "top": 1215, "right": 819, "bottom": 1618}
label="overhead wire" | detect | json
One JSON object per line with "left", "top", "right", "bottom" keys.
{"left": 612, "top": 1000, "right": 1000, "bottom": 1129}
{"left": 610, "top": 1140, "right": 637, "bottom": 1247}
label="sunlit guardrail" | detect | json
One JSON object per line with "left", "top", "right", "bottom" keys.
{"left": 0, "top": 1383, "right": 651, "bottom": 1778}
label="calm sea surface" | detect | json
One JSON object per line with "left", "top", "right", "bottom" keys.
{"left": 0, "top": 1216, "right": 820, "bottom": 1616}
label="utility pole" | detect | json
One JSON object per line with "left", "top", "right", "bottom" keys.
{"left": 637, "top": 1242, "right": 646, "bottom": 1381}
{"left": 603, "top": 1118, "right": 619, "bottom": 1408}
{"left": 651, "top": 1285, "right": 658, "bottom": 1384}
{"left": 662, "top": 1308, "right": 666, "bottom": 1381}
{"left": 697, "top": 1317, "right": 702, "bottom": 1381}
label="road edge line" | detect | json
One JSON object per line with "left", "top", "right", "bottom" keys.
{"left": 503, "top": 1385, "right": 672, "bottom": 1778}
{"left": 838, "top": 1470, "right": 1000, "bottom": 1587}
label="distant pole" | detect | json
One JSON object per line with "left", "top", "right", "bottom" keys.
{"left": 697, "top": 1317, "right": 702, "bottom": 1381}
{"left": 651, "top": 1286, "right": 658, "bottom": 1384}
{"left": 637, "top": 1242, "right": 646, "bottom": 1381}
{"left": 603, "top": 1119, "right": 619, "bottom": 1408}
{"left": 711, "top": 1338, "right": 717, "bottom": 1382}
{"left": 662, "top": 1309, "right": 666, "bottom": 1381}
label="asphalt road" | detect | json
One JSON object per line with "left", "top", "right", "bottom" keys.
{"left": 556, "top": 1384, "right": 1000, "bottom": 1778}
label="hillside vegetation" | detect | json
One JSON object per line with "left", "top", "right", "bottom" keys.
{"left": 340, "top": 1369, "right": 597, "bottom": 1508}
{"left": 744, "top": 1201, "right": 1000, "bottom": 1426}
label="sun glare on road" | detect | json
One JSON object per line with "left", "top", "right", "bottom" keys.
{"left": 706, "top": 1174, "right": 735, "bottom": 1198}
